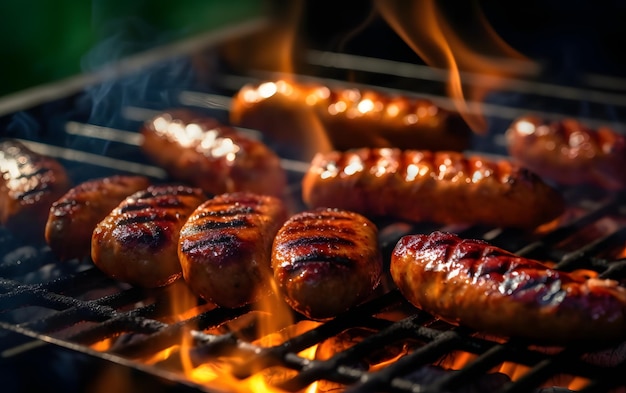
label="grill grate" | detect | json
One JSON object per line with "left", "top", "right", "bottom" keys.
{"left": 1, "top": 19, "right": 626, "bottom": 393}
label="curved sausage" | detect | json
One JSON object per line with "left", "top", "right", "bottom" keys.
{"left": 272, "top": 207, "right": 383, "bottom": 320}
{"left": 141, "top": 109, "right": 287, "bottom": 198}
{"left": 506, "top": 115, "right": 626, "bottom": 190}
{"left": 230, "top": 80, "right": 472, "bottom": 160}
{"left": 0, "top": 139, "right": 71, "bottom": 240}
{"left": 45, "top": 175, "right": 151, "bottom": 261}
{"left": 91, "top": 184, "right": 206, "bottom": 288}
{"left": 390, "top": 231, "right": 626, "bottom": 343}
{"left": 178, "top": 192, "right": 288, "bottom": 308}
{"left": 302, "top": 148, "right": 565, "bottom": 230}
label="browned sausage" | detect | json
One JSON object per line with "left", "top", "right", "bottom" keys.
{"left": 302, "top": 148, "right": 565, "bottom": 230}
{"left": 0, "top": 139, "right": 71, "bottom": 239}
{"left": 91, "top": 184, "right": 206, "bottom": 288}
{"left": 506, "top": 116, "right": 626, "bottom": 190}
{"left": 178, "top": 192, "right": 288, "bottom": 308}
{"left": 230, "top": 80, "right": 472, "bottom": 160}
{"left": 390, "top": 231, "right": 626, "bottom": 343}
{"left": 141, "top": 109, "right": 287, "bottom": 198}
{"left": 45, "top": 175, "right": 151, "bottom": 261}
{"left": 272, "top": 207, "right": 383, "bottom": 320}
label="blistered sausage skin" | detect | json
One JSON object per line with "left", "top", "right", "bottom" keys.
{"left": 178, "top": 192, "right": 288, "bottom": 308}
{"left": 230, "top": 80, "right": 472, "bottom": 160}
{"left": 391, "top": 231, "right": 626, "bottom": 343}
{"left": 506, "top": 116, "right": 626, "bottom": 190}
{"left": 141, "top": 109, "right": 287, "bottom": 198}
{"left": 91, "top": 184, "right": 206, "bottom": 288}
{"left": 45, "top": 175, "right": 151, "bottom": 261}
{"left": 302, "top": 148, "right": 565, "bottom": 230}
{"left": 0, "top": 139, "right": 71, "bottom": 239}
{"left": 272, "top": 207, "right": 383, "bottom": 320}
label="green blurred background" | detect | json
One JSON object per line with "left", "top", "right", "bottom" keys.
{"left": 0, "top": 0, "right": 265, "bottom": 97}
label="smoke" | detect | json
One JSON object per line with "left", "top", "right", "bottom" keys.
{"left": 4, "top": 111, "right": 41, "bottom": 138}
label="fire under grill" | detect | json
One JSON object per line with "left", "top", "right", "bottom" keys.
{"left": 2, "top": 14, "right": 626, "bottom": 393}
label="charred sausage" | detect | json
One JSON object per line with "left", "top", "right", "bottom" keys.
{"left": 506, "top": 115, "right": 626, "bottom": 190}
{"left": 230, "top": 80, "right": 472, "bottom": 160}
{"left": 45, "top": 175, "right": 151, "bottom": 261}
{"left": 178, "top": 192, "right": 288, "bottom": 308}
{"left": 302, "top": 148, "right": 565, "bottom": 230}
{"left": 0, "top": 139, "right": 71, "bottom": 239}
{"left": 272, "top": 207, "right": 383, "bottom": 320}
{"left": 91, "top": 184, "right": 206, "bottom": 288}
{"left": 141, "top": 109, "right": 287, "bottom": 198}
{"left": 390, "top": 231, "right": 626, "bottom": 343}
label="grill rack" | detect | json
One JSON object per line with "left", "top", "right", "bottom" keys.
{"left": 1, "top": 19, "right": 626, "bottom": 393}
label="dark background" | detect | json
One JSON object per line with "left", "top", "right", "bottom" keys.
{"left": 2, "top": 1, "right": 626, "bottom": 99}
{"left": 298, "top": 0, "right": 626, "bottom": 83}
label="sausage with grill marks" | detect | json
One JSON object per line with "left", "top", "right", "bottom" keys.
{"left": 230, "top": 80, "right": 472, "bottom": 160}
{"left": 390, "top": 231, "right": 626, "bottom": 343}
{"left": 141, "top": 109, "right": 287, "bottom": 198}
{"left": 178, "top": 192, "right": 288, "bottom": 308}
{"left": 506, "top": 115, "right": 626, "bottom": 190}
{"left": 302, "top": 148, "right": 565, "bottom": 230}
{"left": 0, "top": 139, "right": 71, "bottom": 239}
{"left": 272, "top": 207, "right": 383, "bottom": 320}
{"left": 91, "top": 184, "right": 206, "bottom": 288}
{"left": 45, "top": 175, "right": 151, "bottom": 261}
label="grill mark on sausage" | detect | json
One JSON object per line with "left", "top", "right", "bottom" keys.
{"left": 179, "top": 233, "right": 236, "bottom": 254}
{"left": 194, "top": 205, "right": 256, "bottom": 218}
{"left": 113, "top": 222, "right": 170, "bottom": 251}
{"left": 119, "top": 200, "right": 182, "bottom": 213}
{"left": 12, "top": 166, "right": 49, "bottom": 179}
{"left": 186, "top": 217, "right": 251, "bottom": 232}
{"left": 277, "top": 224, "right": 357, "bottom": 237}
{"left": 115, "top": 211, "right": 180, "bottom": 227}
{"left": 277, "top": 235, "right": 357, "bottom": 250}
{"left": 288, "top": 253, "right": 354, "bottom": 267}
{"left": 288, "top": 211, "right": 356, "bottom": 222}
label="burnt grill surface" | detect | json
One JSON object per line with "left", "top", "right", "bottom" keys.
{"left": 2, "top": 21, "right": 626, "bottom": 393}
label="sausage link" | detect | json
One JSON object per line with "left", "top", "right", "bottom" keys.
{"left": 178, "top": 192, "right": 288, "bottom": 308}
{"left": 390, "top": 231, "right": 626, "bottom": 343}
{"left": 141, "top": 109, "right": 287, "bottom": 198}
{"left": 302, "top": 148, "right": 565, "bottom": 230}
{"left": 45, "top": 175, "right": 151, "bottom": 261}
{"left": 0, "top": 139, "right": 71, "bottom": 239}
{"left": 272, "top": 207, "right": 383, "bottom": 320}
{"left": 91, "top": 184, "right": 206, "bottom": 288}
{"left": 506, "top": 116, "right": 626, "bottom": 190}
{"left": 230, "top": 80, "right": 472, "bottom": 160}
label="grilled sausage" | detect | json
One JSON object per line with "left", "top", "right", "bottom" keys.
{"left": 506, "top": 116, "right": 626, "bottom": 190}
{"left": 390, "top": 231, "right": 626, "bottom": 343}
{"left": 45, "top": 175, "right": 151, "bottom": 261}
{"left": 0, "top": 139, "right": 71, "bottom": 239}
{"left": 141, "top": 109, "right": 287, "bottom": 198}
{"left": 230, "top": 79, "right": 472, "bottom": 160}
{"left": 272, "top": 207, "right": 383, "bottom": 320}
{"left": 302, "top": 148, "right": 565, "bottom": 230}
{"left": 178, "top": 192, "right": 288, "bottom": 308}
{"left": 91, "top": 184, "right": 206, "bottom": 288}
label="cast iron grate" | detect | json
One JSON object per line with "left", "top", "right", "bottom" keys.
{"left": 1, "top": 22, "right": 626, "bottom": 393}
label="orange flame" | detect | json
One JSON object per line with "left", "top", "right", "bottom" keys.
{"left": 170, "top": 273, "right": 322, "bottom": 392}
{"left": 440, "top": 350, "right": 591, "bottom": 390}
{"left": 374, "top": 0, "right": 536, "bottom": 133}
